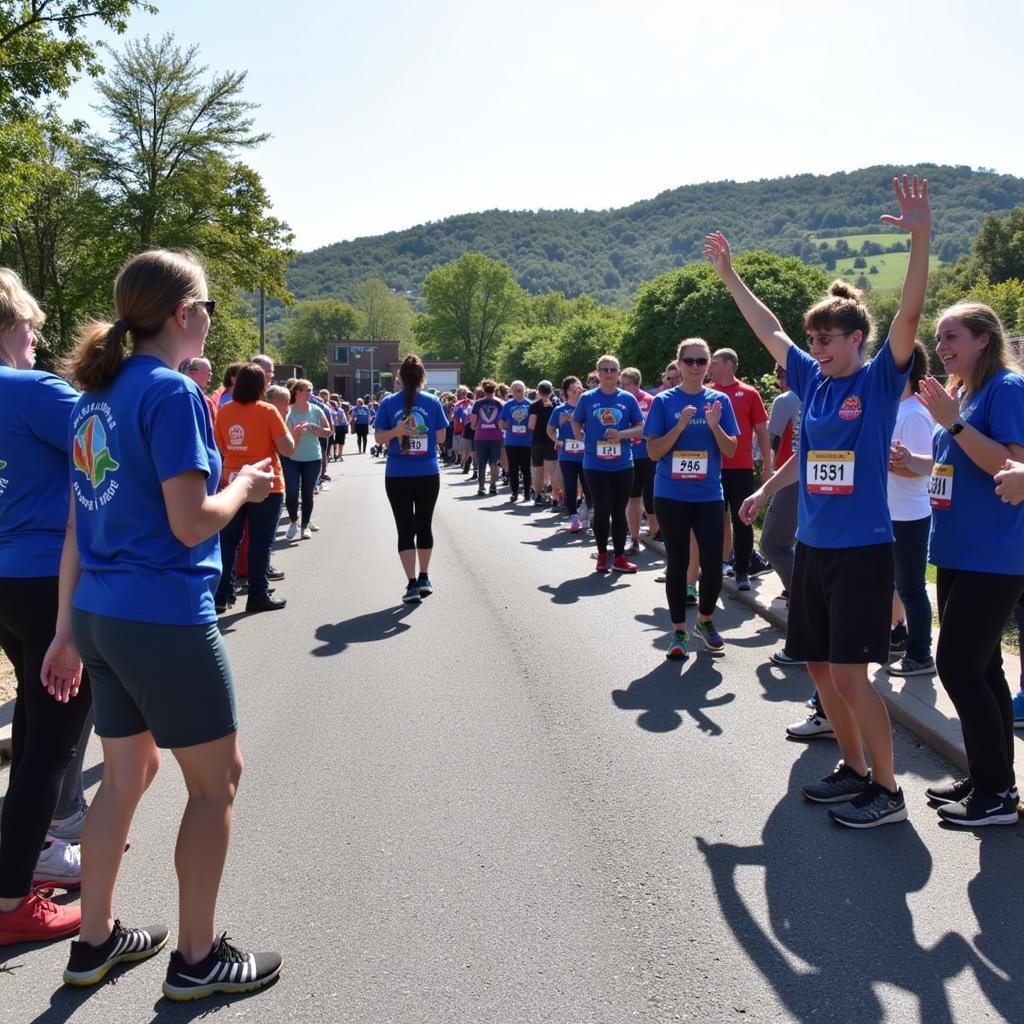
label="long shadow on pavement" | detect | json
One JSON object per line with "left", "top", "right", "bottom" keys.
{"left": 695, "top": 743, "right": 1013, "bottom": 1023}
{"left": 612, "top": 658, "right": 733, "bottom": 735}
{"left": 312, "top": 604, "right": 417, "bottom": 657}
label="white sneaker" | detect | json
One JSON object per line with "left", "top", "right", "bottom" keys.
{"left": 786, "top": 711, "right": 835, "bottom": 740}
{"left": 286, "top": 522, "right": 298, "bottom": 540}
{"left": 300, "top": 526, "right": 312, "bottom": 540}
{"left": 47, "top": 804, "right": 89, "bottom": 844}
{"left": 33, "top": 839, "right": 81, "bottom": 889}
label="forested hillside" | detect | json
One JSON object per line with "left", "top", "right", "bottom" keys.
{"left": 287, "top": 164, "right": 1024, "bottom": 307}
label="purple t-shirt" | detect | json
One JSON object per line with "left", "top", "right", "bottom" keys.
{"left": 471, "top": 397, "right": 503, "bottom": 442}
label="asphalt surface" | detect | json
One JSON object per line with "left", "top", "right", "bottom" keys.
{"left": 3, "top": 453, "right": 1024, "bottom": 1024}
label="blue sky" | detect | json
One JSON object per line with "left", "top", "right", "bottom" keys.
{"left": 61, "top": 0, "right": 1024, "bottom": 252}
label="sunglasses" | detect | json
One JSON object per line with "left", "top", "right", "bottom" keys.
{"left": 805, "top": 331, "right": 851, "bottom": 347}
{"left": 191, "top": 299, "right": 216, "bottom": 318}
{"left": 680, "top": 357, "right": 709, "bottom": 367}
{"left": 597, "top": 366, "right": 619, "bottom": 373}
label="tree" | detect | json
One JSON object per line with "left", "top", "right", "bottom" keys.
{"left": 415, "top": 253, "right": 525, "bottom": 381}
{"left": 621, "top": 254, "right": 830, "bottom": 382}
{"left": 973, "top": 206, "right": 1024, "bottom": 284}
{"left": 353, "top": 277, "right": 412, "bottom": 342}
{"left": 277, "top": 299, "right": 362, "bottom": 387}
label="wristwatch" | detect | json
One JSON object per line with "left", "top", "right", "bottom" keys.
{"left": 948, "top": 419, "right": 965, "bottom": 436}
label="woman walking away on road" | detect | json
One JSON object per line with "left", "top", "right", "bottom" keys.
{"left": 0, "top": 269, "right": 93, "bottom": 946}
{"left": 283, "top": 379, "right": 331, "bottom": 540}
{"left": 375, "top": 354, "right": 448, "bottom": 604}
{"left": 573, "top": 355, "right": 645, "bottom": 574}
{"left": 351, "top": 397, "right": 372, "bottom": 453}
{"left": 645, "top": 338, "right": 738, "bottom": 659}
{"left": 704, "top": 173, "right": 931, "bottom": 829}
{"left": 44, "top": 249, "right": 282, "bottom": 996}
{"left": 899, "top": 303, "right": 1024, "bottom": 826}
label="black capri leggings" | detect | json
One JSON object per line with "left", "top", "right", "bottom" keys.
{"left": 385, "top": 474, "right": 441, "bottom": 551}
{"left": 584, "top": 467, "right": 633, "bottom": 556}
{"left": 559, "top": 459, "right": 590, "bottom": 515}
{"left": 654, "top": 497, "right": 725, "bottom": 623}
{"left": 506, "top": 446, "right": 532, "bottom": 497}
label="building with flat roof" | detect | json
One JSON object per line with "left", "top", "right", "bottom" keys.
{"left": 325, "top": 341, "right": 462, "bottom": 398}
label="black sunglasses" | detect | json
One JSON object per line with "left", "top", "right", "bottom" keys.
{"left": 191, "top": 299, "right": 216, "bottom": 318}
{"left": 680, "top": 357, "right": 709, "bottom": 367}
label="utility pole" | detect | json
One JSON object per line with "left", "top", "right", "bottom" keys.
{"left": 259, "top": 284, "right": 266, "bottom": 354}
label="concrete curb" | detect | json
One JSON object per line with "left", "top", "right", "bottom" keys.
{"left": 641, "top": 534, "right": 974, "bottom": 773}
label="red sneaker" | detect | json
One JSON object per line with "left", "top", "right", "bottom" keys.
{"left": 613, "top": 555, "right": 637, "bottom": 573}
{"left": 0, "top": 891, "right": 81, "bottom": 946}
{"left": 595, "top": 552, "right": 609, "bottom": 573}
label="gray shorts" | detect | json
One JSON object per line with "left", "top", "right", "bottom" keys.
{"left": 72, "top": 608, "right": 238, "bottom": 748}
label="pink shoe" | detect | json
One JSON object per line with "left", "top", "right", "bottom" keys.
{"left": 570, "top": 515, "right": 581, "bottom": 533}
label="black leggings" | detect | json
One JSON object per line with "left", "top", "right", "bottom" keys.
{"left": 354, "top": 423, "right": 369, "bottom": 452}
{"left": 936, "top": 567, "right": 1024, "bottom": 794}
{"left": 559, "top": 460, "right": 590, "bottom": 515}
{"left": 584, "top": 467, "right": 633, "bottom": 555}
{"left": 385, "top": 474, "right": 441, "bottom": 551}
{"left": 654, "top": 497, "right": 725, "bottom": 623}
{"left": 506, "top": 446, "right": 532, "bottom": 497}
{"left": 721, "top": 468, "right": 756, "bottom": 576}
{"left": 0, "top": 576, "right": 93, "bottom": 897}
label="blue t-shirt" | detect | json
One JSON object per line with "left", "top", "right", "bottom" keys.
{"left": 0, "top": 368, "right": 79, "bottom": 577}
{"left": 352, "top": 405, "right": 372, "bottom": 425}
{"left": 573, "top": 388, "right": 644, "bottom": 472}
{"left": 645, "top": 387, "right": 739, "bottom": 502}
{"left": 555, "top": 403, "right": 584, "bottom": 462}
{"left": 499, "top": 398, "right": 533, "bottom": 447}
{"left": 929, "top": 369, "right": 1024, "bottom": 574}
{"left": 71, "top": 355, "right": 222, "bottom": 625}
{"left": 376, "top": 390, "right": 448, "bottom": 477}
{"left": 786, "top": 338, "right": 910, "bottom": 549}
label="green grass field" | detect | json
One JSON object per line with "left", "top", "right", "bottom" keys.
{"left": 824, "top": 251, "right": 943, "bottom": 293}
{"left": 809, "top": 232, "right": 905, "bottom": 249}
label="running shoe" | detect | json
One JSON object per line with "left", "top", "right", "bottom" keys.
{"left": 308, "top": 522, "right": 319, "bottom": 532}
{"left": 612, "top": 555, "right": 637, "bottom": 574}
{"left": 570, "top": 515, "right": 581, "bottom": 533}
{"left": 533, "top": 494, "right": 545, "bottom": 506}
{"left": 300, "top": 526, "right": 312, "bottom": 540}
{"left": 654, "top": 574, "right": 666, "bottom": 583}
{"left": 0, "top": 891, "right": 80, "bottom": 946}
{"left": 665, "top": 630, "right": 689, "bottom": 660}
{"left": 829, "top": 783, "right": 908, "bottom": 829}
{"left": 64, "top": 920, "right": 169, "bottom": 986}
{"left": 685, "top": 584, "right": 698, "bottom": 606}
{"left": 889, "top": 621, "right": 908, "bottom": 654}
{"left": 162, "top": 932, "right": 283, "bottom": 1001}
{"left": 695, "top": 619, "right": 725, "bottom": 653}
{"left": 1012, "top": 690, "right": 1024, "bottom": 728}
{"left": 801, "top": 762, "right": 870, "bottom": 803}
{"left": 786, "top": 711, "right": 834, "bottom": 740}
{"left": 402, "top": 583, "right": 422, "bottom": 604}
{"left": 579, "top": 505, "right": 590, "bottom": 529}
{"left": 925, "top": 777, "right": 973, "bottom": 806}
{"left": 489, "top": 483, "right": 497, "bottom": 496}
{"left": 722, "top": 561, "right": 735, "bottom": 578}
{"left": 285, "top": 522, "right": 298, "bottom": 540}
{"left": 48, "top": 803, "right": 89, "bottom": 844}
{"left": 245, "top": 594, "right": 287, "bottom": 613}
{"left": 509, "top": 493, "right": 519, "bottom": 503}
{"left": 623, "top": 537, "right": 639, "bottom": 555}
{"left": 418, "top": 576, "right": 434, "bottom": 597}
{"left": 477, "top": 486, "right": 485, "bottom": 496}
{"left": 32, "top": 839, "right": 80, "bottom": 891}
{"left": 735, "top": 575, "right": 751, "bottom": 592}
{"left": 595, "top": 553, "right": 609, "bottom": 573}
{"left": 887, "top": 656, "right": 936, "bottom": 677}
{"left": 771, "top": 649, "right": 805, "bottom": 667}
{"left": 937, "top": 791, "right": 1020, "bottom": 826}
{"left": 267, "top": 566, "right": 285, "bottom": 581}
{"left": 748, "top": 553, "right": 772, "bottom": 577}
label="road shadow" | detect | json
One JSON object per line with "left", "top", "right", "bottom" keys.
{"left": 612, "top": 659, "right": 733, "bottom": 734}
{"left": 695, "top": 744, "right": 1015, "bottom": 1023}
{"left": 312, "top": 605, "right": 417, "bottom": 657}
{"left": 754, "top": 661, "right": 814, "bottom": 706}
{"left": 538, "top": 576, "right": 631, "bottom": 605}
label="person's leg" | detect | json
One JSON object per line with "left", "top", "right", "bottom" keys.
{"left": 490, "top": 443, "right": 502, "bottom": 487}
{"left": 413, "top": 475, "right": 441, "bottom": 575}
{"left": 585, "top": 469, "right": 611, "bottom": 552}
{"left": 245, "top": 494, "right": 283, "bottom": 600}
{"left": 385, "top": 476, "right": 417, "bottom": 579}
{"left": 171, "top": 732, "right": 244, "bottom": 964}
{"left": 687, "top": 531, "right": 700, "bottom": 586}
{"left": 655, "top": 497, "right": 692, "bottom": 629}
{"left": 299, "top": 460, "right": 318, "bottom": 527}
{"left": 723, "top": 468, "right": 756, "bottom": 577}
{"left": 609, "top": 468, "right": 632, "bottom": 557}
{"left": 806, "top": 661, "right": 869, "bottom": 777}
{"left": 516, "top": 448, "right": 533, "bottom": 498}
{"left": 281, "top": 457, "right": 299, "bottom": 524}
{"left": 52, "top": 705, "right": 94, "bottom": 823}
{"left": 215, "top": 505, "right": 247, "bottom": 604}
{"left": 627, "top": 466, "right": 643, "bottom": 542}
{"left": 892, "top": 517, "right": 932, "bottom": 662}
{"left": 475, "top": 442, "right": 487, "bottom": 488}
{"left": 547, "top": 459, "right": 562, "bottom": 503}
{"left": 759, "top": 482, "right": 797, "bottom": 593}
{"left": 693, "top": 501, "right": 725, "bottom": 622}
{"left": 829, "top": 663, "right": 896, "bottom": 791}
{"left": 561, "top": 461, "right": 581, "bottom": 515}
{"left": 532, "top": 448, "right": 547, "bottom": 500}
{"left": 641, "top": 459, "right": 658, "bottom": 537}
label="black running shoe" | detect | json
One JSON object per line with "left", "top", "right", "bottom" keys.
{"left": 64, "top": 920, "right": 169, "bottom": 986}
{"left": 925, "top": 776, "right": 973, "bottom": 806}
{"left": 162, "top": 932, "right": 283, "bottom": 1001}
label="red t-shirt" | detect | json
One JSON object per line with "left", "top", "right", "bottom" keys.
{"left": 720, "top": 379, "right": 768, "bottom": 470}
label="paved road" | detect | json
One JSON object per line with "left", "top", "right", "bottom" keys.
{"left": 3, "top": 454, "right": 1024, "bottom": 1023}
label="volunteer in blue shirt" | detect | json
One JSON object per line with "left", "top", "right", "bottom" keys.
{"left": 894, "top": 301, "right": 1024, "bottom": 827}
{"left": 374, "top": 354, "right": 448, "bottom": 604}
{"left": 646, "top": 338, "right": 738, "bottom": 659}
{"left": 572, "top": 355, "right": 645, "bottom": 574}
{"left": 498, "top": 380, "right": 533, "bottom": 503}
{"left": 549, "top": 376, "right": 590, "bottom": 533}
{"left": 0, "top": 269, "right": 91, "bottom": 946}
{"left": 351, "top": 398, "right": 372, "bottom": 453}
{"left": 704, "top": 173, "right": 930, "bottom": 829}
{"left": 42, "top": 249, "right": 281, "bottom": 997}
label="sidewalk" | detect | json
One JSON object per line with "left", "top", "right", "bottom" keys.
{"left": 642, "top": 535, "right": 1024, "bottom": 774}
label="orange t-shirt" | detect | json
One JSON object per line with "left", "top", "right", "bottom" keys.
{"left": 214, "top": 400, "right": 288, "bottom": 493}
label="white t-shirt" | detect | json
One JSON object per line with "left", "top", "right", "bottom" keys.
{"left": 887, "top": 396, "right": 934, "bottom": 521}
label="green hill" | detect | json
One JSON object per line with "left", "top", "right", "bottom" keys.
{"left": 285, "top": 164, "right": 1024, "bottom": 309}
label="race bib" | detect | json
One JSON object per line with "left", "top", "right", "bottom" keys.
{"left": 563, "top": 439, "right": 584, "bottom": 454}
{"left": 596, "top": 441, "right": 621, "bottom": 460}
{"left": 806, "top": 450, "right": 854, "bottom": 495}
{"left": 512, "top": 424, "right": 527, "bottom": 434}
{"left": 407, "top": 435, "right": 428, "bottom": 455}
{"left": 671, "top": 450, "right": 708, "bottom": 480}
{"left": 929, "top": 463, "right": 953, "bottom": 510}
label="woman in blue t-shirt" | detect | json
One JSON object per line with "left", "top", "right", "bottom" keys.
{"left": 704, "top": 173, "right": 930, "bottom": 830}
{"left": 374, "top": 354, "right": 449, "bottom": 604}
{"left": 499, "top": 380, "right": 533, "bottom": 502}
{"left": 548, "top": 376, "right": 591, "bottom": 531}
{"left": 41, "top": 250, "right": 281, "bottom": 996}
{"left": 646, "top": 338, "right": 738, "bottom": 659}
{"left": 895, "top": 302, "right": 1024, "bottom": 826}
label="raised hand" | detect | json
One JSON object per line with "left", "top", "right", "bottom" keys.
{"left": 703, "top": 232, "right": 733, "bottom": 278}
{"left": 706, "top": 399, "right": 722, "bottom": 429}
{"left": 880, "top": 174, "right": 931, "bottom": 235}
{"left": 676, "top": 406, "right": 696, "bottom": 432}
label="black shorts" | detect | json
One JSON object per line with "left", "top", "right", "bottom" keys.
{"left": 334, "top": 426, "right": 347, "bottom": 444}
{"left": 785, "top": 541, "right": 893, "bottom": 665}
{"left": 630, "top": 457, "right": 655, "bottom": 507}
{"left": 531, "top": 441, "right": 557, "bottom": 467}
